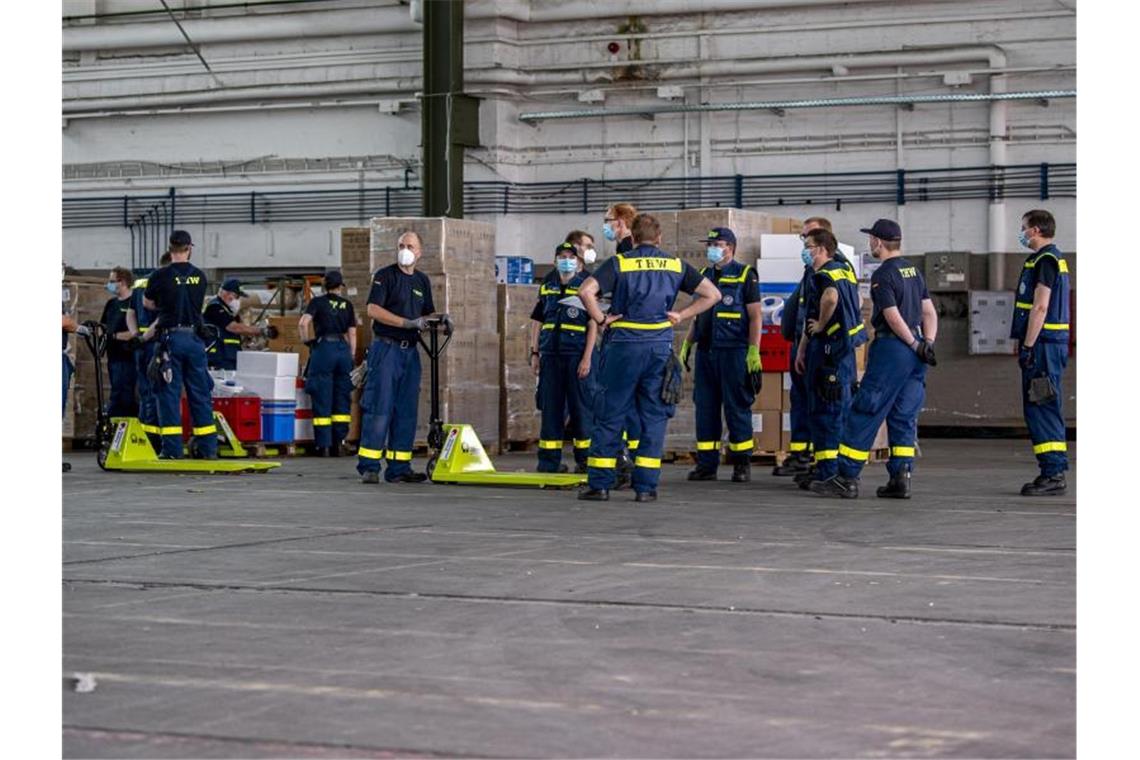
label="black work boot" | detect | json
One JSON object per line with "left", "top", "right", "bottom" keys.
{"left": 731, "top": 463, "right": 751, "bottom": 483}
{"left": 809, "top": 475, "right": 859, "bottom": 499}
{"left": 390, "top": 471, "right": 428, "bottom": 483}
{"left": 687, "top": 467, "right": 717, "bottom": 481}
{"left": 772, "top": 452, "right": 811, "bottom": 477}
{"left": 360, "top": 471, "right": 380, "bottom": 485}
{"left": 578, "top": 487, "right": 610, "bottom": 501}
{"left": 634, "top": 491, "right": 657, "bottom": 503}
{"left": 877, "top": 471, "right": 912, "bottom": 499}
{"left": 794, "top": 467, "right": 816, "bottom": 491}
{"left": 1021, "top": 473, "right": 1067, "bottom": 496}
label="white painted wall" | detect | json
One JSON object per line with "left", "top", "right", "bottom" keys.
{"left": 62, "top": 0, "right": 1076, "bottom": 270}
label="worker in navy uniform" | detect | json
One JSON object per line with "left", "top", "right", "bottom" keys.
{"left": 357, "top": 230, "right": 447, "bottom": 484}
{"left": 679, "top": 227, "right": 763, "bottom": 482}
{"left": 1010, "top": 209, "right": 1071, "bottom": 496}
{"left": 773, "top": 217, "right": 835, "bottom": 477}
{"left": 299, "top": 270, "right": 357, "bottom": 457}
{"left": 814, "top": 219, "right": 938, "bottom": 499}
{"left": 793, "top": 227, "right": 865, "bottom": 489}
{"left": 99, "top": 266, "right": 140, "bottom": 418}
{"left": 529, "top": 242, "right": 598, "bottom": 473}
{"left": 202, "top": 278, "right": 276, "bottom": 371}
{"left": 602, "top": 202, "right": 643, "bottom": 487}
{"left": 566, "top": 229, "right": 598, "bottom": 269}
{"left": 128, "top": 251, "right": 170, "bottom": 450}
{"left": 578, "top": 213, "right": 721, "bottom": 502}
{"left": 143, "top": 230, "right": 217, "bottom": 459}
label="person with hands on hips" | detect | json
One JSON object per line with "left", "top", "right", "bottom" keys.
{"left": 680, "top": 227, "right": 763, "bottom": 483}
{"left": 602, "top": 203, "right": 643, "bottom": 487}
{"left": 1010, "top": 209, "right": 1071, "bottom": 496}
{"left": 356, "top": 230, "right": 437, "bottom": 484}
{"left": 528, "top": 241, "right": 598, "bottom": 474}
{"left": 299, "top": 270, "right": 357, "bottom": 458}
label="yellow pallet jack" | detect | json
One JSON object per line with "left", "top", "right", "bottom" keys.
{"left": 419, "top": 317, "right": 585, "bottom": 488}
{"left": 80, "top": 322, "right": 279, "bottom": 474}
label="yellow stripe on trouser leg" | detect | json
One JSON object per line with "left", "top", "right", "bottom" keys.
{"left": 588, "top": 457, "right": 616, "bottom": 468}
{"left": 634, "top": 456, "right": 661, "bottom": 469}
{"left": 538, "top": 439, "right": 563, "bottom": 449}
{"left": 838, "top": 444, "right": 869, "bottom": 462}
{"left": 313, "top": 417, "right": 332, "bottom": 426}
{"left": 890, "top": 446, "right": 915, "bottom": 458}
{"left": 728, "top": 439, "right": 753, "bottom": 452}
{"left": 814, "top": 449, "right": 838, "bottom": 462}
{"left": 358, "top": 447, "right": 384, "bottom": 460}
{"left": 331, "top": 414, "right": 352, "bottom": 423}
{"left": 388, "top": 450, "right": 413, "bottom": 461}
{"left": 573, "top": 439, "right": 591, "bottom": 448}
{"left": 141, "top": 424, "right": 160, "bottom": 434}
{"left": 192, "top": 425, "right": 217, "bottom": 436}
{"left": 1033, "top": 441, "right": 1068, "bottom": 454}
{"left": 159, "top": 426, "right": 182, "bottom": 435}
{"left": 695, "top": 441, "right": 719, "bottom": 451}
{"left": 788, "top": 441, "right": 809, "bottom": 452}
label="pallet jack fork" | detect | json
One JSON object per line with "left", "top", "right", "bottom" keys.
{"left": 79, "top": 321, "right": 279, "bottom": 474}
{"left": 419, "top": 317, "right": 585, "bottom": 488}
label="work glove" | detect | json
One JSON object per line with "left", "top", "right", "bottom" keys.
{"left": 262, "top": 325, "right": 280, "bottom": 340}
{"left": 679, "top": 339, "right": 693, "bottom": 371}
{"left": 1018, "top": 344, "right": 1036, "bottom": 371}
{"left": 914, "top": 339, "right": 937, "bottom": 366}
{"left": 350, "top": 362, "right": 369, "bottom": 389}
{"left": 746, "top": 344, "right": 763, "bottom": 373}
{"left": 440, "top": 313, "right": 454, "bottom": 337}
{"left": 75, "top": 324, "right": 91, "bottom": 338}
{"left": 403, "top": 317, "right": 427, "bottom": 331}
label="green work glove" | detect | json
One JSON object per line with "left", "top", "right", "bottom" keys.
{"left": 746, "top": 344, "right": 763, "bottom": 373}
{"left": 679, "top": 339, "right": 693, "bottom": 371}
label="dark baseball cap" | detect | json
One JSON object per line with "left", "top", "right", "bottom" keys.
{"left": 704, "top": 227, "right": 737, "bottom": 246}
{"left": 555, "top": 241, "right": 578, "bottom": 257}
{"left": 169, "top": 230, "right": 193, "bottom": 247}
{"left": 324, "top": 270, "right": 344, "bottom": 289}
{"left": 220, "top": 278, "right": 246, "bottom": 296}
{"left": 859, "top": 219, "right": 902, "bottom": 241}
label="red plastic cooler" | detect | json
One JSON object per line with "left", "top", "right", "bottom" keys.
{"left": 181, "top": 395, "right": 262, "bottom": 441}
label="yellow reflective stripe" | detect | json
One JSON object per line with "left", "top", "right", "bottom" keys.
{"left": 616, "top": 254, "right": 683, "bottom": 273}
{"left": 223, "top": 338, "right": 241, "bottom": 344}
{"left": 1058, "top": 260, "right": 1069, "bottom": 273}
{"left": 573, "top": 439, "right": 591, "bottom": 448}
{"left": 838, "top": 444, "right": 869, "bottom": 461}
{"left": 331, "top": 414, "right": 352, "bottom": 423}
{"left": 387, "top": 450, "right": 413, "bottom": 461}
{"left": 728, "top": 439, "right": 753, "bottom": 452}
{"left": 559, "top": 324, "right": 587, "bottom": 332}
{"left": 715, "top": 312, "right": 743, "bottom": 319}
{"left": 634, "top": 456, "right": 661, "bottom": 469}
{"left": 539, "top": 286, "right": 559, "bottom": 295}
{"left": 826, "top": 323, "right": 840, "bottom": 335}
{"left": 611, "top": 320, "right": 672, "bottom": 330}
{"left": 588, "top": 457, "right": 616, "bottom": 468}
{"left": 626, "top": 440, "right": 640, "bottom": 450}
{"left": 695, "top": 441, "right": 719, "bottom": 451}
{"left": 192, "top": 425, "right": 216, "bottom": 436}
{"left": 823, "top": 267, "right": 857, "bottom": 283}
{"left": 718, "top": 266, "right": 752, "bottom": 284}
{"left": 132, "top": 278, "right": 148, "bottom": 289}
{"left": 140, "top": 424, "right": 160, "bottom": 434}
{"left": 1033, "top": 441, "right": 1068, "bottom": 454}
{"left": 848, "top": 323, "right": 865, "bottom": 337}
{"left": 1042, "top": 323, "right": 1069, "bottom": 330}
{"left": 159, "top": 426, "right": 182, "bottom": 435}
{"left": 890, "top": 446, "right": 916, "bottom": 457}
{"left": 814, "top": 449, "right": 839, "bottom": 461}
{"left": 541, "top": 323, "right": 556, "bottom": 330}
{"left": 358, "top": 447, "right": 384, "bottom": 460}
{"left": 787, "top": 441, "right": 810, "bottom": 452}
{"left": 1015, "top": 301, "right": 1033, "bottom": 310}
{"left": 312, "top": 417, "right": 332, "bottom": 426}
{"left": 538, "top": 440, "right": 563, "bottom": 449}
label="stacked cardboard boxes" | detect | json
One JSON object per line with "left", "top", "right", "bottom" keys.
{"left": 369, "top": 217, "right": 501, "bottom": 452}
{"left": 339, "top": 227, "right": 374, "bottom": 365}
{"left": 63, "top": 276, "right": 116, "bottom": 443}
{"left": 498, "top": 283, "right": 542, "bottom": 446}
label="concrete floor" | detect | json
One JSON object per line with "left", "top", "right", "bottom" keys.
{"left": 62, "top": 440, "right": 1075, "bottom": 759}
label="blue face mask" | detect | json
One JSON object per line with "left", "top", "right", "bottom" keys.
{"left": 801, "top": 248, "right": 813, "bottom": 266}
{"left": 105, "top": 282, "right": 118, "bottom": 294}
{"left": 1018, "top": 230, "right": 1032, "bottom": 249}
{"left": 602, "top": 222, "right": 616, "bottom": 242}
{"left": 706, "top": 246, "right": 725, "bottom": 264}
{"left": 556, "top": 257, "right": 578, "bottom": 274}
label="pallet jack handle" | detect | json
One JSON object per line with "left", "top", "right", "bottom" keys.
{"left": 417, "top": 315, "right": 454, "bottom": 453}
{"left": 78, "top": 321, "right": 112, "bottom": 445}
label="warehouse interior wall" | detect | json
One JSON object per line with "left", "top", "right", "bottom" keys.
{"left": 62, "top": 0, "right": 1076, "bottom": 270}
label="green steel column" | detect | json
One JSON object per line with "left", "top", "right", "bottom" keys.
{"left": 422, "top": 0, "right": 478, "bottom": 219}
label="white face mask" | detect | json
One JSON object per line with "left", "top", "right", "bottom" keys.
{"left": 397, "top": 248, "right": 415, "bottom": 267}
{"left": 228, "top": 296, "right": 242, "bottom": 313}
{"left": 582, "top": 247, "right": 597, "bottom": 265}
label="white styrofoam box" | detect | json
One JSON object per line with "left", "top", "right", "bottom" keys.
{"left": 236, "top": 351, "right": 299, "bottom": 377}
{"left": 295, "top": 377, "right": 312, "bottom": 410}
{"left": 294, "top": 417, "right": 314, "bottom": 442}
{"left": 759, "top": 234, "right": 803, "bottom": 260}
{"left": 839, "top": 243, "right": 859, "bottom": 279}
{"left": 234, "top": 373, "right": 298, "bottom": 401}
{"left": 752, "top": 413, "right": 763, "bottom": 431}
{"left": 756, "top": 258, "right": 806, "bottom": 284}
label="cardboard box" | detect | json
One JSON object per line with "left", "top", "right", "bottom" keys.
{"left": 498, "top": 283, "right": 542, "bottom": 445}
{"left": 754, "top": 372, "right": 783, "bottom": 411}
{"left": 752, "top": 410, "right": 781, "bottom": 453}
{"left": 266, "top": 315, "right": 310, "bottom": 367}
{"left": 782, "top": 372, "right": 792, "bottom": 409}
{"left": 779, "top": 411, "right": 794, "bottom": 451}
{"left": 674, "top": 209, "right": 780, "bottom": 268}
